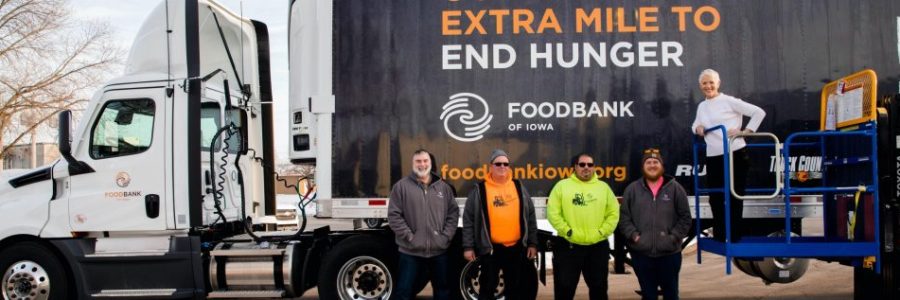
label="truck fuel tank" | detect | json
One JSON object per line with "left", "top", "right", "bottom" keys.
{"left": 208, "top": 242, "right": 301, "bottom": 298}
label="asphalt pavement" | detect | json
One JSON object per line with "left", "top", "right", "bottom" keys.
{"left": 294, "top": 217, "right": 853, "bottom": 299}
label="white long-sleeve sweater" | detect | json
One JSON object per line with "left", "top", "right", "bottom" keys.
{"left": 691, "top": 93, "right": 766, "bottom": 157}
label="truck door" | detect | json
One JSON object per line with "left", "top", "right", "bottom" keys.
{"left": 68, "top": 89, "right": 168, "bottom": 231}
{"left": 199, "top": 98, "right": 247, "bottom": 225}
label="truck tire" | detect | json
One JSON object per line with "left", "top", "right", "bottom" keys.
{"left": 318, "top": 235, "right": 396, "bottom": 300}
{"left": 458, "top": 257, "right": 538, "bottom": 300}
{"left": 364, "top": 218, "right": 385, "bottom": 229}
{"left": 459, "top": 258, "right": 503, "bottom": 300}
{"left": 733, "top": 257, "right": 758, "bottom": 278}
{"left": 0, "top": 242, "right": 68, "bottom": 300}
{"left": 734, "top": 231, "right": 809, "bottom": 284}
{"left": 750, "top": 255, "right": 809, "bottom": 284}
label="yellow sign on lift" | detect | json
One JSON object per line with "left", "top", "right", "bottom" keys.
{"left": 820, "top": 69, "right": 878, "bottom": 130}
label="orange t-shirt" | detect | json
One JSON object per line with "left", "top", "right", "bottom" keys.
{"left": 484, "top": 175, "right": 521, "bottom": 246}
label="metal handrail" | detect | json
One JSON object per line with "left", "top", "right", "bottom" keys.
{"left": 782, "top": 126, "right": 879, "bottom": 248}
{"left": 693, "top": 126, "right": 735, "bottom": 246}
{"left": 728, "top": 132, "right": 783, "bottom": 199}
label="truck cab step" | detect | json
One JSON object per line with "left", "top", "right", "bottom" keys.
{"left": 91, "top": 288, "right": 177, "bottom": 298}
{"left": 207, "top": 290, "right": 286, "bottom": 298}
{"left": 85, "top": 250, "right": 169, "bottom": 258}
{"left": 209, "top": 248, "right": 285, "bottom": 257}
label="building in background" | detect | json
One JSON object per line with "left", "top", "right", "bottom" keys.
{"left": 3, "top": 142, "right": 59, "bottom": 170}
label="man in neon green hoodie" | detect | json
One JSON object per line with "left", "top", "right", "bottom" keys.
{"left": 548, "top": 153, "right": 620, "bottom": 300}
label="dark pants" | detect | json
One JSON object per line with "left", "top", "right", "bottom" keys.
{"left": 631, "top": 251, "right": 682, "bottom": 300}
{"left": 707, "top": 148, "right": 748, "bottom": 242}
{"left": 479, "top": 243, "right": 531, "bottom": 300}
{"left": 395, "top": 252, "right": 451, "bottom": 300}
{"left": 552, "top": 239, "right": 609, "bottom": 300}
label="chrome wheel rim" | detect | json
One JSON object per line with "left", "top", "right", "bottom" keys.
{"left": 3, "top": 261, "right": 50, "bottom": 300}
{"left": 459, "top": 259, "right": 504, "bottom": 300}
{"left": 337, "top": 256, "right": 391, "bottom": 300}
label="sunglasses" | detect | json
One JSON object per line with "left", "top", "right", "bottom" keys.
{"left": 493, "top": 162, "right": 510, "bottom": 167}
{"left": 577, "top": 162, "right": 594, "bottom": 168}
{"left": 644, "top": 148, "right": 660, "bottom": 154}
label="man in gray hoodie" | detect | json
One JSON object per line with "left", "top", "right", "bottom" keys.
{"left": 618, "top": 148, "right": 692, "bottom": 300}
{"left": 388, "top": 149, "right": 459, "bottom": 300}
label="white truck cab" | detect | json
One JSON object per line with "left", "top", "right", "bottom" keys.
{"left": 0, "top": 0, "right": 276, "bottom": 298}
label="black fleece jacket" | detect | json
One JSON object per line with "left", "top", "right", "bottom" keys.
{"left": 618, "top": 175, "right": 692, "bottom": 257}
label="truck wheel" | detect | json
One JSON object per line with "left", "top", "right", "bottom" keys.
{"left": 364, "top": 218, "right": 385, "bottom": 229}
{"left": 0, "top": 242, "right": 68, "bottom": 300}
{"left": 458, "top": 258, "right": 504, "bottom": 300}
{"left": 733, "top": 257, "right": 758, "bottom": 277}
{"left": 318, "top": 235, "right": 395, "bottom": 300}
{"left": 751, "top": 255, "right": 809, "bottom": 284}
{"left": 735, "top": 231, "right": 809, "bottom": 284}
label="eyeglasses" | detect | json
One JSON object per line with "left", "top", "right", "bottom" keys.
{"left": 493, "top": 162, "right": 510, "bottom": 167}
{"left": 577, "top": 162, "right": 594, "bottom": 168}
{"left": 643, "top": 148, "right": 660, "bottom": 154}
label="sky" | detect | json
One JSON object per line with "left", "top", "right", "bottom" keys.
{"left": 72, "top": 0, "right": 292, "bottom": 161}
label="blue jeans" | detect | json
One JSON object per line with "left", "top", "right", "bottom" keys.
{"left": 630, "top": 251, "right": 682, "bottom": 300}
{"left": 395, "top": 252, "right": 451, "bottom": 300}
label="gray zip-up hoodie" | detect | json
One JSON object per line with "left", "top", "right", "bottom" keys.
{"left": 462, "top": 179, "right": 538, "bottom": 256}
{"left": 388, "top": 172, "right": 459, "bottom": 258}
{"left": 618, "top": 175, "right": 692, "bottom": 257}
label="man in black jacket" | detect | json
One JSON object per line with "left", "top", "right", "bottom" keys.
{"left": 618, "top": 148, "right": 692, "bottom": 300}
{"left": 462, "top": 149, "right": 538, "bottom": 300}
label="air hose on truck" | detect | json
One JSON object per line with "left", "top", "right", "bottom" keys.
{"left": 208, "top": 122, "right": 318, "bottom": 244}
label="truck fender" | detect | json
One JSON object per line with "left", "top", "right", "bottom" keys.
{"left": 0, "top": 186, "right": 52, "bottom": 241}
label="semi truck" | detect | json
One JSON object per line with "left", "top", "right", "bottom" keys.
{"left": 0, "top": 0, "right": 898, "bottom": 299}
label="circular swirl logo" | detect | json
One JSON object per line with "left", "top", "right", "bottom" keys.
{"left": 116, "top": 172, "right": 131, "bottom": 188}
{"left": 440, "top": 93, "right": 493, "bottom": 142}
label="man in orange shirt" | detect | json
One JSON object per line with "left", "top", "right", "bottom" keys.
{"left": 462, "top": 149, "right": 538, "bottom": 300}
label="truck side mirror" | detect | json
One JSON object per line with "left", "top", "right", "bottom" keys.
{"left": 57, "top": 110, "right": 94, "bottom": 175}
{"left": 58, "top": 110, "right": 72, "bottom": 159}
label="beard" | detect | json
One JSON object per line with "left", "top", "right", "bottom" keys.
{"left": 643, "top": 168, "right": 663, "bottom": 181}
{"left": 413, "top": 165, "right": 432, "bottom": 178}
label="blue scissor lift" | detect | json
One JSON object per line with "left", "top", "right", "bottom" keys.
{"left": 692, "top": 70, "right": 883, "bottom": 277}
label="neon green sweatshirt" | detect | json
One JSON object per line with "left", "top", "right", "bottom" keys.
{"left": 548, "top": 173, "right": 620, "bottom": 245}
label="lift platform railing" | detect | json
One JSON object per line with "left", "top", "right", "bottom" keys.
{"left": 692, "top": 125, "right": 731, "bottom": 249}
{"left": 692, "top": 126, "right": 782, "bottom": 246}
{"left": 692, "top": 125, "right": 777, "bottom": 274}
{"left": 692, "top": 124, "right": 881, "bottom": 274}
{"left": 782, "top": 123, "right": 881, "bottom": 273}
{"left": 692, "top": 69, "right": 883, "bottom": 276}
{"left": 782, "top": 127, "right": 879, "bottom": 242}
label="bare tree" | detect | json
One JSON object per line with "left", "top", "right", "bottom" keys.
{"left": 0, "top": 0, "right": 120, "bottom": 170}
